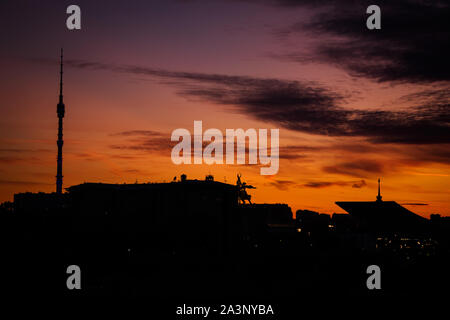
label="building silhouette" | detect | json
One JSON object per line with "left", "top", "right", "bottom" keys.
{"left": 9, "top": 175, "right": 449, "bottom": 297}
{"left": 336, "top": 179, "right": 429, "bottom": 234}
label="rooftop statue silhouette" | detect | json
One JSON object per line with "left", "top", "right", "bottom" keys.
{"left": 236, "top": 173, "right": 255, "bottom": 205}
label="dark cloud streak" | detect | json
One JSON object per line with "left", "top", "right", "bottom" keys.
{"left": 273, "top": 0, "right": 450, "bottom": 84}
{"left": 54, "top": 59, "right": 450, "bottom": 147}
{"left": 303, "top": 179, "right": 366, "bottom": 188}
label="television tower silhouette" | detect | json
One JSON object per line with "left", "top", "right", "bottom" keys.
{"left": 56, "top": 48, "right": 65, "bottom": 194}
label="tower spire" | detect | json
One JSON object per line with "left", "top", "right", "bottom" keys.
{"left": 376, "top": 178, "right": 382, "bottom": 202}
{"left": 56, "top": 48, "right": 65, "bottom": 194}
{"left": 59, "top": 48, "right": 63, "bottom": 104}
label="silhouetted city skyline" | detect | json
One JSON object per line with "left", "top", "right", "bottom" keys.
{"left": 1, "top": 1, "right": 449, "bottom": 217}
{"left": 1, "top": 1, "right": 449, "bottom": 309}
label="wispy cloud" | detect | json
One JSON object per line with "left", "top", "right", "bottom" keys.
{"left": 266, "top": 179, "right": 297, "bottom": 190}
{"left": 0, "top": 180, "right": 52, "bottom": 186}
{"left": 401, "top": 202, "right": 429, "bottom": 206}
{"left": 50, "top": 59, "right": 450, "bottom": 146}
{"left": 303, "top": 179, "right": 366, "bottom": 188}
{"left": 322, "top": 160, "right": 384, "bottom": 177}
{"left": 272, "top": 0, "right": 450, "bottom": 83}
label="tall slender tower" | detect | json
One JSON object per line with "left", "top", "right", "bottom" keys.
{"left": 376, "top": 178, "right": 382, "bottom": 202}
{"left": 56, "top": 48, "right": 65, "bottom": 194}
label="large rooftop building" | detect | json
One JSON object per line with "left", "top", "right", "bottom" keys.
{"left": 336, "top": 179, "right": 428, "bottom": 233}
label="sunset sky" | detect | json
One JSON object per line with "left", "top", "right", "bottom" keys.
{"left": 1, "top": 0, "right": 449, "bottom": 216}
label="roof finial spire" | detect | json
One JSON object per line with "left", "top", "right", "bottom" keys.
{"left": 376, "top": 178, "right": 382, "bottom": 202}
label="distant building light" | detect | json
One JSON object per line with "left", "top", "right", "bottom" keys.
{"left": 297, "top": 228, "right": 302, "bottom": 232}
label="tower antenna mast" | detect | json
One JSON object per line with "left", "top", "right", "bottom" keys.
{"left": 56, "top": 48, "right": 65, "bottom": 194}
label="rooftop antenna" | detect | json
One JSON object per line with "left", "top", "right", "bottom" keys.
{"left": 376, "top": 178, "right": 382, "bottom": 202}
